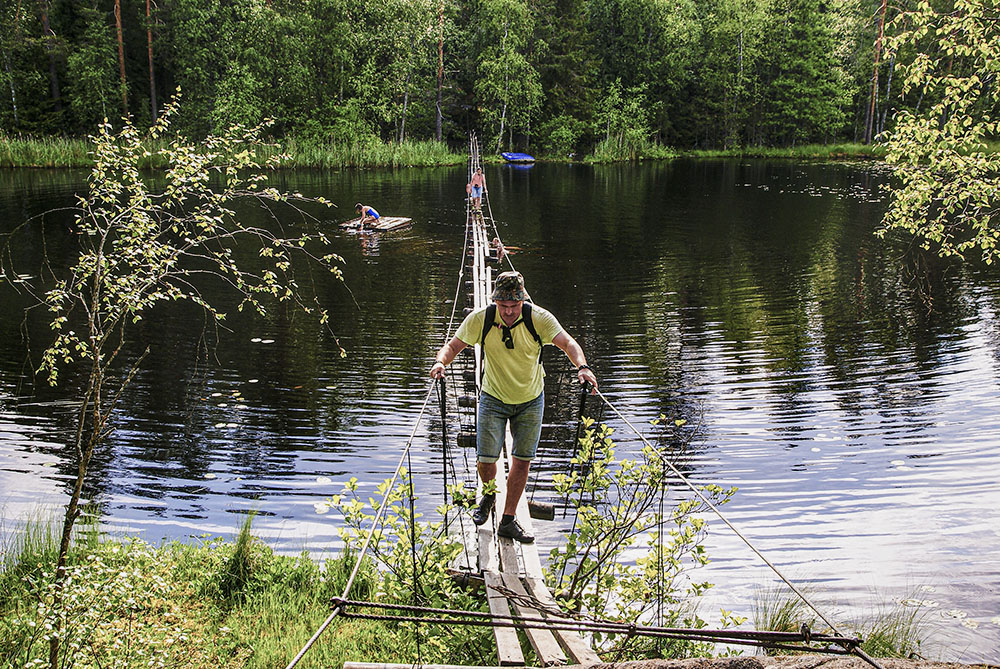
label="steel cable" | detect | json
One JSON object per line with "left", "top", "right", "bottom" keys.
{"left": 329, "top": 597, "right": 862, "bottom": 654}
{"left": 588, "top": 386, "right": 883, "bottom": 669}
{"left": 285, "top": 382, "right": 439, "bottom": 669}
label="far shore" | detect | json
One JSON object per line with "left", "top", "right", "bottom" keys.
{"left": 1, "top": 133, "right": 893, "bottom": 170}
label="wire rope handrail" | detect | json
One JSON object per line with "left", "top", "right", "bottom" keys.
{"left": 328, "top": 598, "right": 865, "bottom": 656}
{"left": 588, "top": 386, "right": 883, "bottom": 669}
{"left": 285, "top": 382, "right": 439, "bottom": 669}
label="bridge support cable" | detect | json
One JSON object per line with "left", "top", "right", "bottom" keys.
{"left": 285, "top": 382, "right": 439, "bottom": 669}
{"left": 327, "top": 598, "right": 867, "bottom": 656}
{"left": 588, "top": 387, "right": 883, "bottom": 669}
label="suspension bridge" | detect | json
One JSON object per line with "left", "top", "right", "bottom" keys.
{"left": 285, "top": 137, "right": 884, "bottom": 669}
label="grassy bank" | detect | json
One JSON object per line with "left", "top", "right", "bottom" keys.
{"left": 0, "top": 132, "right": 465, "bottom": 169}
{"left": 277, "top": 137, "right": 465, "bottom": 168}
{"left": 1, "top": 512, "right": 936, "bottom": 668}
{"left": 0, "top": 513, "right": 492, "bottom": 669}
{"left": 682, "top": 142, "right": 886, "bottom": 160}
{"left": 7, "top": 132, "right": 999, "bottom": 168}
{"left": 0, "top": 133, "right": 95, "bottom": 168}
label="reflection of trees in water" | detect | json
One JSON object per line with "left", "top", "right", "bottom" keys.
{"left": 535, "top": 159, "right": 1000, "bottom": 466}
{"left": 4, "top": 160, "right": 1000, "bottom": 526}
{"left": 806, "top": 228, "right": 978, "bottom": 423}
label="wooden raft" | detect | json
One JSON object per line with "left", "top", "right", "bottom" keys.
{"left": 339, "top": 216, "right": 413, "bottom": 231}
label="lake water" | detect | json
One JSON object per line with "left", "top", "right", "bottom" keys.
{"left": 1, "top": 161, "right": 998, "bottom": 662}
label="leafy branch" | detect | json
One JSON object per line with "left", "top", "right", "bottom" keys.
{"left": 2, "top": 93, "right": 346, "bottom": 669}
{"left": 546, "top": 417, "right": 741, "bottom": 659}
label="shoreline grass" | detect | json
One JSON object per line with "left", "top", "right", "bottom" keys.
{"left": 4, "top": 131, "right": 891, "bottom": 169}
{"left": 0, "top": 513, "right": 486, "bottom": 669}
{"left": 0, "top": 132, "right": 467, "bottom": 170}
{"left": 2, "top": 513, "right": 942, "bottom": 667}
{"left": 752, "top": 583, "right": 932, "bottom": 659}
{"left": 681, "top": 142, "right": 886, "bottom": 160}
{"left": 13, "top": 133, "right": 996, "bottom": 168}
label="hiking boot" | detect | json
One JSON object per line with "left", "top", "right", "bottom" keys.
{"left": 472, "top": 493, "right": 495, "bottom": 526}
{"left": 497, "top": 517, "right": 534, "bottom": 544}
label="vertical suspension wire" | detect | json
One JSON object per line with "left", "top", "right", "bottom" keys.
{"left": 556, "top": 386, "right": 602, "bottom": 587}
{"left": 405, "top": 430, "right": 424, "bottom": 665}
{"left": 656, "top": 467, "right": 667, "bottom": 657}
{"left": 437, "top": 378, "right": 450, "bottom": 530}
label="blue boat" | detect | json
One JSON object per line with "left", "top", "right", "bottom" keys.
{"left": 501, "top": 152, "right": 535, "bottom": 163}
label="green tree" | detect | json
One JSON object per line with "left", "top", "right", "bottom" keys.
{"left": 763, "top": 0, "right": 847, "bottom": 145}
{"left": 65, "top": 7, "right": 118, "bottom": 130}
{"left": 880, "top": 0, "right": 1000, "bottom": 264}
{"left": 0, "top": 0, "right": 36, "bottom": 131}
{"left": 377, "top": 0, "right": 438, "bottom": 142}
{"left": 160, "top": 0, "right": 223, "bottom": 136}
{"left": 1, "top": 99, "right": 343, "bottom": 668}
{"left": 585, "top": 0, "right": 698, "bottom": 144}
{"left": 529, "top": 0, "right": 597, "bottom": 150}
{"left": 687, "top": 0, "right": 772, "bottom": 148}
{"left": 593, "top": 78, "right": 657, "bottom": 160}
{"left": 473, "top": 0, "right": 542, "bottom": 151}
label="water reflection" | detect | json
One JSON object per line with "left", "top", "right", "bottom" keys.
{"left": 1, "top": 161, "right": 999, "bottom": 660}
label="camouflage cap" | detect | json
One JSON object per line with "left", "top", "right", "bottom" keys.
{"left": 491, "top": 271, "right": 529, "bottom": 302}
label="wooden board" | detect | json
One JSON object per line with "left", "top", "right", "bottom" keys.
{"left": 499, "top": 539, "right": 567, "bottom": 666}
{"left": 524, "top": 577, "right": 601, "bottom": 665}
{"left": 339, "top": 216, "right": 413, "bottom": 231}
{"left": 499, "top": 391, "right": 599, "bottom": 665}
{"left": 480, "top": 528, "right": 524, "bottom": 666}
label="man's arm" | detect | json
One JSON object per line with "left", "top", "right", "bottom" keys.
{"left": 552, "top": 331, "right": 598, "bottom": 393}
{"left": 430, "top": 336, "right": 469, "bottom": 379}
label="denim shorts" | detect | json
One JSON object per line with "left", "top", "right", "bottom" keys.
{"left": 477, "top": 391, "right": 544, "bottom": 463}
{"left": 470, "top": 185, "right": 482, "bottom": 198}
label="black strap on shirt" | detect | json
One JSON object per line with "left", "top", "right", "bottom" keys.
{"left": 479, "top": 303, "right": 543, "bottom": 364}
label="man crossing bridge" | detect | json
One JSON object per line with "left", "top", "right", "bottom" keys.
{"left": 430, "top": 271, "right": 598, "bottom": 543}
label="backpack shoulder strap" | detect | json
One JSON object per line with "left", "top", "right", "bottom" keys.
{"left": 521, "top": 303, "right": 544, "bottom": 363}
{"left": 480, "top": 304, "right": 497, "bottom": 346}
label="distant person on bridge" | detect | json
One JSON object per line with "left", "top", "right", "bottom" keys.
{"left": 467, "top": 167, "right": 486, "bottom": 212}
{"left": 430, "top": 271, "right": 598, "bottom": 543}
{"left": 354, "top": 203, "right": 380, "bottom": 230}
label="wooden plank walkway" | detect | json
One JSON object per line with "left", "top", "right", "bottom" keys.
{"left": 461, "top": 146, "right": 600, "bottom": 667}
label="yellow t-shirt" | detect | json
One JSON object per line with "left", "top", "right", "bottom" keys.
{"left": 456, "top": 304, "right": 563, "bottom": 405}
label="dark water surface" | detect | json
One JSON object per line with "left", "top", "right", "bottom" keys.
{"left": 1, "top": 162, "right": 999, "bottom": 661}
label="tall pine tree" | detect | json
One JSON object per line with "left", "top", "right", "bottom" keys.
{"left": 764, "top": 0, "right": 846, "bottom": 145}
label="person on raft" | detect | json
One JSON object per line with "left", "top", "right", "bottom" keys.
{"left": 467, "top": 167, "right": 486, "bottom": 212}
{"left": 429, "top": 271, "right": 598, "bottom": 543}
{"left": 355, "top": 203, "right": 380, "bottom": 230}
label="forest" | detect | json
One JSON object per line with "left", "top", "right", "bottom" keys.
{"left": 0, "top": 0, "right": 992, "bottom": 157}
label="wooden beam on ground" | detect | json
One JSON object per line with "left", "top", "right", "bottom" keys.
{"left": 480, "top": 528, "right": 524, "bottom": 666}
{"left": 499, "top": 540, "right": 567, "bottom": 667}
{"left": 523, "top": 577, "right": 600, "bottom": 666}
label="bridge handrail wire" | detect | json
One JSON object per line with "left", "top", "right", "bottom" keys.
{"left": 590, "top": 387, "right": 883, "bottom": 669}
{"left": 285, "top": 381, "right": 439, "bottom": 669}
{"left": 328, "top": 597, "right": 864, "bottom": 655}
